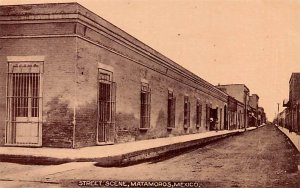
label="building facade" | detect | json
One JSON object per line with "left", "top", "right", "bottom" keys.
{"left": 216, "top": 84, "right": 250, "bottom": 129}
{"left": 0, "top": 3, "right": 230, "bottom": 148}
{"left": 227, "top": 96, "right": 237, "bottom": 130}
{"left": 257, "top": 107, "right": 266, "bottom": 125}
{"left": 281, "top": 73, "right": 300, "bottom": 133}
{"left": 289, "top": 73, "right": 300, "bottom": 133}
{"left": 249, "top": 94, "right": 259, "bottom": 127}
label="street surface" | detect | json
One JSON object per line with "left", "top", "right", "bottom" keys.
{"left": 0, "top": 124, "right": 299, "bottom": 187}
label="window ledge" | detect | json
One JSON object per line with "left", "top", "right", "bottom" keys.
{"left": 167, "top": 127, "right": 174, "bottom": 130}
{"left": 139, "top": 127, "right": 149, "bottom": 131}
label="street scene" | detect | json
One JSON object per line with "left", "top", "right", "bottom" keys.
{"left": 1, "top": 125, "right": 299, "bottom": 187}
{"left": 0, "top": 0, "right": 300, "bottom": 187}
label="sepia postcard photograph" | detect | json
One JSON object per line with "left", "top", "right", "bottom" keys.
{"left": 0, "top": 0, "right": 299, "bottom": 187}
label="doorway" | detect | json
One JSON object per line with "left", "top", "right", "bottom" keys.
{"left": 97, "top": 69, "right": 116, "bottom": 144}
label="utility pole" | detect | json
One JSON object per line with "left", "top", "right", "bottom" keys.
{"left": 244, "top": 90, "right": 248, "bottom": 131}
{"left": 277, "top": 103, "right": 280, "bottom": 126}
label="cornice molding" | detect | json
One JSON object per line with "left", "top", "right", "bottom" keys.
{"left": 0, "top": 6, "right": 228, "bottom": 101}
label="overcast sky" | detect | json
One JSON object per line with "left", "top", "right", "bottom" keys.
{"left": 1, "top": 0, "right": 300, "bottom": 120}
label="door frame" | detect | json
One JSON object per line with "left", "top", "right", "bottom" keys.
{"left": 96, "top": 68, "right": 116, "bottom": 145}
{"left": 5, "top": 56, "right": 44, "bottom": 147}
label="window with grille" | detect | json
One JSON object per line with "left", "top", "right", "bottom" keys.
{"left": 184, "top": 96, "right": 190, "bottom": 128}
{"left": 196, "top": 100, "right": 202, "bottom": 128}
{"left": 167, "top": 90, "right": 176, "bottom": 129}
{"left": 97, "top": 70, "right": 116, "bottom": 144}
{"left": 6, "top": 62, "right": 43, "bottom": 145}
{"left": 140, "top": 82, "right": 151, "bottom": 129}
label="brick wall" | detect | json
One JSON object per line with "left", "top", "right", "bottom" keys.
{"left": 0, "top": 33, "right": 77, "bottom": 147}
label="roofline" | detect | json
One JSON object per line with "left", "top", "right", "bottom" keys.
{"left": 216, "top": 83, "right": 250, "bottom": 92}
{"left": 0, "top": 3, "right": 228, "bottom": 101}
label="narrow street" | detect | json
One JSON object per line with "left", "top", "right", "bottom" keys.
{"left": 1, "top": 125, "right": 299, "bottom": 187}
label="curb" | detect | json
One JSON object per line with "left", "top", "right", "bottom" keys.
{"left": 95, "top": 131, "right": 242, "bottom": 167}
{"left": 0, "top": 131, "right": 242, "bottom": 166}
{"left": 276, "top": 126, "right": 300, "bottom": 153}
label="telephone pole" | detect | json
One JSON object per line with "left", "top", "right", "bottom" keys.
{"left": 277, "top": 103, "right": 280, "bottom": 126}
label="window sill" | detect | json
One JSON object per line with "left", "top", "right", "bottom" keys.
{"left": 167, "top": 127, "right": 174, "bottom": 130}
{"left": 139, "top": 127, "right": 149, "bottom": 131}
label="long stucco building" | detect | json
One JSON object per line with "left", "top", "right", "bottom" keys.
{"left": 0, "top": 3, "right": 232, "bottom": 148}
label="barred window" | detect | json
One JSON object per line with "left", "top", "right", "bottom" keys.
{"left": 140, "top": 82, "right": 151, "bottom": 129}
{"left": 184, "top": 96, "right": 190, "bottom": 128}
{"left": 6, "top": 62, "right": 43, "bottom": 145}
{"left": 97, "top": 70, "right": 116, "bottom": 144}
{"left": 196, "top": 100, "right": 202, "bottom": 128}
{"left": 167, "top": 90, "right": 176, "bottom": 129}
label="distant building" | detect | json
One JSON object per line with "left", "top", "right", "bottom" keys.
{"left": 283, "top": 73, "right": 300, "bottom": 133}
{"left": 216, "top": 84, "right": 250, "bottom": 128}
{"left": 277, "top": 109, "right": 287, "bottom": 128}
{"left": 249, "top": 94, "right": 259, "bottom": 127}
{"left": 258, "top": 107, "right": 266, "bottom": 125}
{"left": 227, "top": 96, "right": 237, "bottom": 130}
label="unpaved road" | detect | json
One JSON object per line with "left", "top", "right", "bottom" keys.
{"left": 1, "top": 124, "right": 299, "bottom": 187}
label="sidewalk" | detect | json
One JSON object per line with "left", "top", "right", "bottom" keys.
{"left": 0, "top": 126, "right": 260, "bottom": 166}
{"left": 277, "top": 126, "right": 300, "bottom": 152}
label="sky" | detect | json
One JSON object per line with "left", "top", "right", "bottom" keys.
{"left": 1, "top": 0, "right": 300, "bottom": 120}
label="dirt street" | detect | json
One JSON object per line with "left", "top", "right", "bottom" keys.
{"left": 1, "top": 125, "right": 299, "bottom": 187}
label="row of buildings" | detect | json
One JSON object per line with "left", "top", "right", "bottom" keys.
{"left": 277, "top": 73, "right": 300, "bottom": 134}
{"left": 0, "top": 3, "right": 266, "bottom": 148}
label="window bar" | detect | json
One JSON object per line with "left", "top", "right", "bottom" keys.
{"left": 6, "top": 72, "right": 10, "bottom": 144}
{"left": 36, "top": 73, "right": 38, "bottom": 117}
{"left": 31, "top": 73, "right": 34, "bottom": 117}
{"left": 36, "top": 73, "right": 39, "bottom": 140}
{"left": 7, "top": 73, "right": 10, "bottom": 144}
{"left": 106, "top": 82, "right": 109, "bottom": 142}
{"left": 11, "top": 73, "right": 14, "bottom": 143}
{"left": 19, "top": 73, "right": 22, "bottom": 118}
{"left": 188, "top": 101, "right": 190, "bottom": 127}
{"left": 10, "top": 72, "right": 12, "bottom": 143}
{"left": 25, "top": 73, "right": 28, "bottom": 118}
{"left": 15, "top": 73, "right": 18, "bottom": 118}
{"left": 23, "top": 73, "right": 25, "bottom": 118}
{"left": 22, "top": 73, "right": 25, "bottom": 117}
{"left": 33, "top": 73, "right": 36, "bottom": 117}
{"left": 23, "top": 73, "right": 26, "bottom": 117}
{"left": 108, "top": 82, "right": 110, "bottom": 142}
